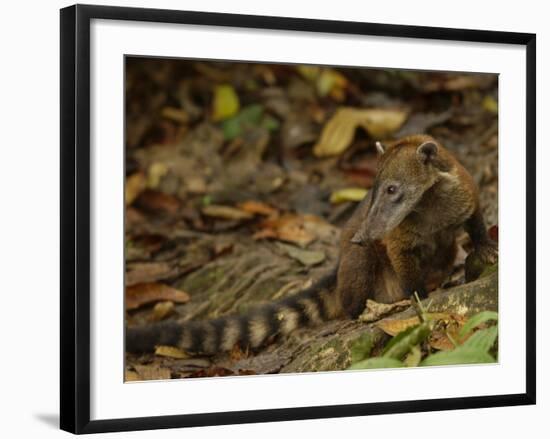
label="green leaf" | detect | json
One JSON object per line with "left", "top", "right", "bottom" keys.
{"left": 261, "top": 114, "right": 280, "bottom": 132}
{"left": 462, "top": 326, "right": 498, "bottom": 352}
{"left": 404, "top": 345, "right": 422, "bottom": 367}
{"left": 459, "top": 311, "right": 498, "bottom": 339}
{"left": 222, "top": 104, "right": 265, "bottom": 140}
{"left": 347, "top": 357, "right": 405, "bottom": 370}
{"left": 420, "top": 347, "right": 495, "bottom": 367}
{"left": 222, "top": 117, "right": 242, "bottom": 140}
{"left": 350, "top": 332, "right": 374, "bottom": 364}
{"left": 382, "top": 322, "right": 432, "bottom": 360}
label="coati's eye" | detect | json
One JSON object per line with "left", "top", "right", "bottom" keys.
{"left": 387, "top": 185, "right": 396, "bottom": 195}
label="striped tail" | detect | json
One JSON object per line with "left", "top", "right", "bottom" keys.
{"left": 126, "top": 271, "right": 340, "bottom": 355}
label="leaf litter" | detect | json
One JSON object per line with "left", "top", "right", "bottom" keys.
{"left": 124, "top": 58, "right": 499, "bottom": 379}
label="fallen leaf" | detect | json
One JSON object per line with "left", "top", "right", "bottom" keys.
{"left": 330, "top": 188, "right": 368, "bottom": 204}
{"left": 124, "top": 369, "right": 140, "bottom": 382}
{"left": 297, "top": 66, "right": 348, "bottom": 101}
{"left": 395, "top": 110, "right": 452, "bottom": 138}
{"left": 313, "top": 107, "right": 408, "bottom": 157}
{"left": 161, "top": 106, "right": 189, "bottom": 124}
{"left": 133, "top": 364, "right": 171, "bottom": 381}
{"left": 151, "top": 300, "right": 175, "bottom": 321}
{"left": 201, "top": 204, "right": 254, "bottom": 220}
{"left": 317, "top": 69, "right": 348, "bottom": 101}
{"left": 212, "top": 84, "right": 240, "bottom": 121}
{"left": 277, "top": 243, "right": 326, "bottom": 266}
{"left": 188, "top": 367, "right": 235, "bottom": 378}
{"left": 254, "top": 214, "right": 318, "bottom": 248}
{"left": 126, "top": 282, "right": 190, "bottom": 310}
{"left": 376, "top": 317, "right": 420, "bottom": 336}
{"left": 222, "top": 104, "right": 264, "bottom": 140}
{"left": 125, "top": 172, "right": 146, "bottom": 206}
{"left": 155, "top": 345, "right": 188, "bottom": 359}
{"left": 135, "top": 189, "right": 180, "bottom": 214}
{"left": 146, "top": 162, "right": 169, "bottom": 189}
{"left": 428, "top": 331, "right": 457, "bottom": 351}
{"left": 360, "top": 299, "right": 411, "bottom": 323}
{"left": 237, "top": 200, "right": 279, "bottom": 217}
{"left": 482, "top": 95, "right": 498, "bottom": 114}
{"left": 125, "top": 261, "right": 179, "bottom": 286}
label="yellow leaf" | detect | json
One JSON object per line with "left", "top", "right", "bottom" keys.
{"left": 125, "top": 172, "right": 146, "bottom": 206}
{"left": 482, "top": 95, "right": 498, "bottom": 114}
{"left": 355, "top": 108, "right": 409, "bottom": 139}
{"left": 151, "top": 301, "right": 175, "bottom": 321}
{"left": 201, "top": 205, "right": 254, "bottom": 220}
{"left": 161, "top": 106, "right": 189, "bottom": 124}
{"left": 376, "top": 317, "right": 420, "bottom": 336}
{"left": 296, "top": 65, "right": 321, "bottom": 82}
{"left": 317, "top": 69, "right": 347, "bottom": 99}
{"left": 313, "top": 107, "right": 408, "bottom": 157}
{"left": 147, "top": 162, "right": 168, "bottom": 189}
{"left": 155, "top": 345, "right": 188, "bottom": 359}
{"left": 330, "top": 188, "right": 368, "bottom": 204}
{"left": 212, "top": 84, "right": 240, "bottom": 121}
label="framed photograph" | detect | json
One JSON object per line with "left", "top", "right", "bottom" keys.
{"left": 60, "top": 4, "right": 536, "bottom": 434}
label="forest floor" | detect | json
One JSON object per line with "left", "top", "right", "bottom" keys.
{"left": 124, "top": 59, "right": 499, "bottom": 381}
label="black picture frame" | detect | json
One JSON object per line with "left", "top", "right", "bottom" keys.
{"left": 60, "top": 4, "right": 536, "bottom": 434}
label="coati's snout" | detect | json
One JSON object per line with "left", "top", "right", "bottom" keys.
{"left": 350, "top": 138, "right": 441, "bottom": 245}
{"left": 351, "top": 180, "right": 413, "bottom": 244}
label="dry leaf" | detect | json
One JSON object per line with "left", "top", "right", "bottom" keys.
{"left": 133, "top": 364, "right": 171, "bottom": 381}
{"left": 125, "top": 172, "right": 146, "bottom": 206}
{"left": 188, "top": 367, "right": 235, "bottom": 378}
{"left": 376, "top": 317, "right": 420, "bottom": 336}
{"left": 155, "top": 345, "right": 188, "bottom": 359}
{"left": 237, "top": 200, "right": 279, "bottom": 217}
{"left": 201, "top": 205, "right": 254, "bottom": 220}
{"left": 313, "top": 107, "right": 408, "bottom": 157}
{"left": 161, "top": 106, "right": 189, "bottom": 124}
{"left": 254, "top": 214, "right": 317, "bottom": 248}
{"left": 277, "top": 243, "right": 325, "bottom": 266}
{"left": 147, "top": 162, "right": 169, "bottom": 189}
{"left": 126, "top": 282, "right": 190, "bottom": 310}
{"left": 212, "top": 84, "right": 240, "bottom": 121}
{"left": 428, "top": 332, "right": 457, "bottom": 351}
{"left": 124, "top": 369, "right": 141, "bottom": 382}
{"left": 125, "top": 261, "right": 179, "bottom": 286}
{"left": 330, "top": 188, "right": 368, "bottom": 204}
{"left": 151, "top": 300, "right": 175, "bottom": 321}
{"left": 135, "top": 189, "right": 180, "bottom": 214}
{"left": 360, "top": 299, "right": 411, "bottom": 323}
{"left": 428, "top": 313, "right": 467, "bottom": 351}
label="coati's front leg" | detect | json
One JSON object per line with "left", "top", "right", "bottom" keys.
{"left": 385, "top": 244, "right": 427, "bottom": 299}
{"left": 336, "top": 243, "right": 377, "bottom": 318}
{"left": 465, "top": 207, "right": 498, "bottom": 264}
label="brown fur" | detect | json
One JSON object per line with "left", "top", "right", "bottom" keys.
{"left": 127, "top": 135, "right": 497, "bottom": 354}
{"left": 337, "top": 135, "right": 497, "bottom": 317}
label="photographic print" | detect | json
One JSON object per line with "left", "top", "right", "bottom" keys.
{"left": 124, "top": 57, "right": 499, "bottom": 381}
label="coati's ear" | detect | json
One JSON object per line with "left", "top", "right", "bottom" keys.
{"left": 416, "top": 141, "right": 438, "bottom": 164}
{"left": 375, "top": 141, "right": 386, "bottom": 155}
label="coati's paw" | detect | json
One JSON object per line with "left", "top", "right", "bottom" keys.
{"left": 475, "top": 241, "right": 498, "bottom": 265}
{"left": 465, "top": 241, "right": 498, "bottom": 282}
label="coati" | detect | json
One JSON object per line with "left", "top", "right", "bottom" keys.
{"left": 126, "top": 134, "right": 497, "bottom": 355}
